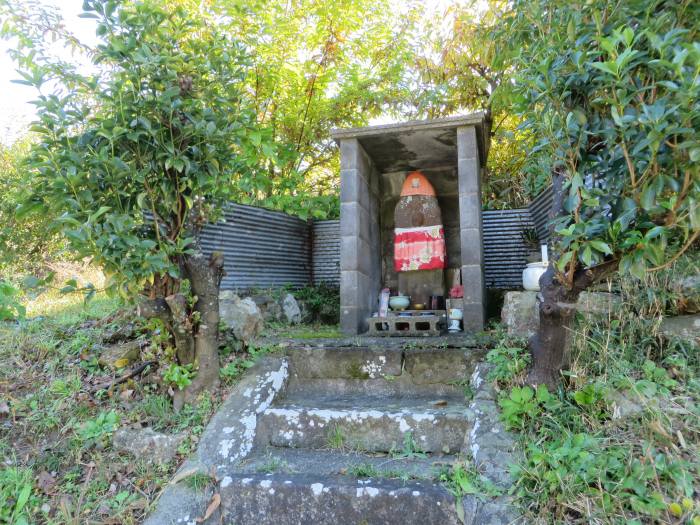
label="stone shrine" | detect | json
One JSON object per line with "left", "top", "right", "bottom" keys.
{"left": 332, "top": 113, "right": 490, "bottom": 335}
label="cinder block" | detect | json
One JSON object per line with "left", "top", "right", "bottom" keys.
{"left": 340, "top": 202, "right": 360, "bottom": 237}
{"left": 461, "top": 264, "right": 484, "bottom": 304}
{"left": 457, "top": 126, "right": 478, "bottom": 160}
{"left": 340, "top": 169, "right": 360, "bottom": 203}
{"left": 340, "top": 236, "right": 372, "bottom": 274}
{"left": 461, "top": 301, "right": 485, "bottom": 332}
{"left": 458, "top": 158, "right": 480, "bottom": 194}
{"left": 340, "top": 139, "right": 360, "bottom": 170}
{"left": 460, "top": 228, "right": 483, "bottom": 266}
{"left": 340, "top": 306, "right": 363, "bottom": 335}
{"left": 340, "top": 270, "right": 363, "bottom": 309}
{"left": 459, "top": 193, "right": 482, "bottom": 228}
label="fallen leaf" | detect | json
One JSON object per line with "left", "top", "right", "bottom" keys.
{"left": 119, "top": 389, "right": 134, "bottom": 402}
{"left": 431, "top": 399, "right": 448, "bottom": 407}
{"left": 113, "top": 358, "right": 130, "bottom": 369}
{"left": 37, "top": 471, "right": 56, "bottom": 494}
{"left": 196, "top": 493, "right": 220, "bottom": 523}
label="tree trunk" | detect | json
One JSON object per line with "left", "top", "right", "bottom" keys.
{"left": 139, "top": 249, "right": 225, "bottom": 410}
{"left": 527, "top": 266, "right": 580, "bottom": 387}
{"left": 176, "top": 250, "right": 225, "bottom": 407}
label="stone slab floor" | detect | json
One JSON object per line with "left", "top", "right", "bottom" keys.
{"left": 145, "top": 340, "right": 519, "bottom": 525}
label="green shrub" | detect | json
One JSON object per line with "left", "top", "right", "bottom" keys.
{"left": 0, "top": 280, "right": 25, "bottom": 321}
{"left": 291, "top": 284, "right": 339, "bottom": 324}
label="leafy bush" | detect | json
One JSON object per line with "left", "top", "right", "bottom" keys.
{"left": 486, "top": 339, "right": 530, "bottom": 387}
{"left": 291, "top": 284, "right": 339, "bottom": 324}
{"left": 78, "top": 410, "right": 120, "bottom": 442}
{"left": 500, "top": 266, "right": 699, "bottom": 523}
{"left": 161, "top": 364, "right": 195, "bottom": 391}
{"left": 0, "top": 280, "right": 25, "bottom": 321}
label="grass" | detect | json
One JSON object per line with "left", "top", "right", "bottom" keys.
{"left": 489, "top": 254, "right": 700, "bottom": 524}
{"left": 265, "top": 322, "right": 341, "bottom": 339}
{"left": 326, "top": 425, "right": 346, "bottom": 450}
{"left": 0, "top": 277, "right": 281, "bottom": 524}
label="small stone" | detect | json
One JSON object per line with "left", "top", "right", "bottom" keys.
{"left": 660, "top": 314, "right": 700, "bottom": 344}
{"left": 97, "top": 340, "right": 142, "bottom": 370}
{"left": 219, "top": 291, "right": 264, "bottom": 342}
{"left": 112, "top": 427, "right": 186, "bottom": 465}
{"left": 281, "top": 294, "right": 302, "bottom": 325}
{"left": 501, "top": 291, "right": 538, "bottom": 338}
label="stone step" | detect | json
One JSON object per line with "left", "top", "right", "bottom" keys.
{"left": 217, "top": 473, "right": 468, "bottom": 525}
{"left": 238, "top": 446, "right": 458, "bottom": 481}
{"left": 256, "top": 394, "right": 472, "bottom": 453}
{"left": 285, "top": 346, "right": 484, "bottom": 385}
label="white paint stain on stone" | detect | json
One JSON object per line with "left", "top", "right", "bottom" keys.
{"left": 260, "top": 480, "right": 272, "bottom": 488}
{"left": 356, "top": 487, "right": 380, "bottom": 498}
{"left": 310, "top": 483, "right": 324, "bottom": 496}
{"left": 220, "top": 476, "right": 232, "bottom": 488}
{"left": 412, "top": 490, "right": 420, "bottom": 496}
{"left": 241, "top": 478, "right": 252, "bottom": 485}
{"left": 217, "top": 360, "right": 289, "bottom": 461}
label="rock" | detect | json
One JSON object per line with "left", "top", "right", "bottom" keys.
{"left": 672, "top": 275, "right": 700, "bottom": 314}
{"left": 577, "top": 291, "right": 621, "bottom": 316}
{"left": 113, "top": 427, "right": 186, "bottom": 464}
{"left": 281, "top": 293, "right": 301, "bottom": 324}
{"left": 250, "top": 294, "right": 283, "bottom": 323}
{"left": 501, "top": 291, "right": 538, "bottom": 339}
{"left": 660, "top": 314, "right": 700, "bottom": 344}
{"left": 501, "top": 291, "right": 622, "bottom": 338}
{"left": 98, "top": 340, "right": 142, "bottom": 370}
{"left": 220, "top": 291, "right": 264, "bottom": 342}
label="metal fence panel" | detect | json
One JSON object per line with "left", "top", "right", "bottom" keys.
{"left": 200, "top": 203, "right": 311, "bottom": 291}
{"left": 482, "top": 209, "right": 534, "bottom": 288}
{"left": 529, "top": 186, "right": 553, "bottom": 242}
{"left": 312, "top": 220, "right": 340, "bottom": 286}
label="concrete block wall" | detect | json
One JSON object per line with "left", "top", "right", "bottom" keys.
{"left": 457, "top": 126, "right": 485, "bottom": 331}
{"left": 339, "top": 139, "right": 381, "bottom": 334}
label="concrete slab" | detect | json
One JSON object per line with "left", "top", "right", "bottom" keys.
{"left": 218, "top": 473, "right": 468, "bottom": 525}
{"left": 255, "top": 394, "right": 472, "bottom": 453}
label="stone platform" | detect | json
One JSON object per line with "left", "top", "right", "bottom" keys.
{"left": 145, "top": 343, "right": 519, "bottom": 525}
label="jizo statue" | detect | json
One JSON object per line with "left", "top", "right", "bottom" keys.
{"left": 393, "top": 171, "right": 446, "bottom": 306}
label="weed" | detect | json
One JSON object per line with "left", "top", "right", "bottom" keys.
{"left": 256, "top": 455, "right": 292, "bottom": 474}
{"left": 161, "top": 363, "right": 195, "bottom": 390}
{"left": 0, "top": 467, "right": 41, "bottom": 525}
{"left": 346, "top": 361, "right": 370, "bottom": 379}
{"left": 346, "top": 463, "right": 414, "bottom": 482}
{"left": 485, "top": 341, "right": 531, "bottom": 387}
{"left": 439, "top": 462, "right": 501, "bottom": 500}
{"left": 346, "top": 463, "right": 381, "bottom": 478}
{"left": 326, "top": 425, "right": 346, "bottom": 450}
{"left": 77, "top": 410, "right": 120, "bottom": 443}
{"left": 391, "top": 432, "right": 427, "bottom": 459}
{"left": 502, "top": 258, "right": 700, "bottom": 524}
{"left": 183, "top": 472, "right": 215, "bottom": 491}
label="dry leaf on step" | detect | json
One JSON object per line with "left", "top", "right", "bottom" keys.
{"left": 196, "top": 493, "right": 221, "bottom": 523}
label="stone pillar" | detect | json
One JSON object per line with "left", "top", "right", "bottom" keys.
{"left": 339, "top": 139, "right": 380, "bottom": 335}
{"left": 457, "top": 126, "right": 485, "bottom": 331}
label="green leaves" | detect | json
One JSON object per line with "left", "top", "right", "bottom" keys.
{"left": 0, "top": 280, "right": 25, "bottom": 321}
{"left": 505, "top": 0, "right": 699, "bottom": 288}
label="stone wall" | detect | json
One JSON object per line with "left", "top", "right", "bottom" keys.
{"left": 339, "top": 139, "right": 382, "bottom": 334}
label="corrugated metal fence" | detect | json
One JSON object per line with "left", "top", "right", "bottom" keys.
{"left": 200, "top": 203, "right": 311, "bottom": 290}
{"left": 311, "top": 220, "right": 340, "bottom": 286}
{"left": 201, "top": 188, "right": 553, "bottom": 291}
{"left": 529, "top": 186, "right": 553, "bottom": 242}
{"left": 482, "top": 209, "right": 535, "bottom": 288}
